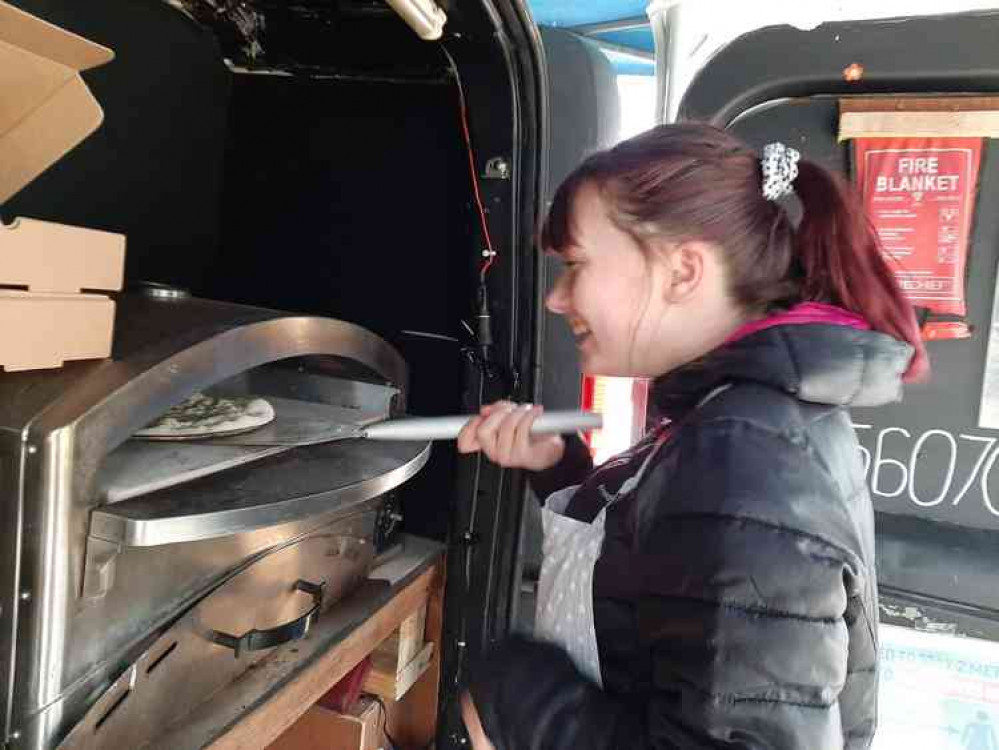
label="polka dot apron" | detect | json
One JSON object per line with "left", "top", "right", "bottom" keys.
{"left": 533, "top": 445, "right": 662, "bottom": 687}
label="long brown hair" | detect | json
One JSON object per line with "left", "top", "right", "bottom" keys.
{"left": 541, "top": 123, "right": 928, "bottom": 381}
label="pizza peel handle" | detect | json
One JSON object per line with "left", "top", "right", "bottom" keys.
{"left": 362, "top": 411, "right": 602, "bottom": 441}
{"left": 199, "top": 401, "right": 601, "bottom": 447}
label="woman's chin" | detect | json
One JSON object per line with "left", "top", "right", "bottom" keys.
{"left": 581, "top": 359, "right": 662, "bottom": 379}
{"left": 581, "top": 360, "right": 631, "bottom": 378}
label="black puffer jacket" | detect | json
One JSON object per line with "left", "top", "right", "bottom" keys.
{"left": 470, "top": 323, "right": 914, "bottom": 750}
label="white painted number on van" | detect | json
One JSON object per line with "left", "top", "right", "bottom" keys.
{"left": 853, "top": 425, "right": 999, "bottom": 517}
{"left": 907, "top": 430, "right": 956, "bottom": 507}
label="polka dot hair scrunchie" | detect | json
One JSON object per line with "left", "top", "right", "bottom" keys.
{"left": 761, "top": 142, "right": 800, "bottom": 201}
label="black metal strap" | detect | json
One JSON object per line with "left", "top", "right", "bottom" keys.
{"left": 210, "top": 579, "right": 326, "bottom": 659}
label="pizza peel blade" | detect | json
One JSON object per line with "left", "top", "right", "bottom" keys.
{"left": 201, "top": 396, "right": 379, "bottom": 447}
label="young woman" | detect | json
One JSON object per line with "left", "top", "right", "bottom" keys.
{"left": 456, "top": 123, "right": 926, "bottom": 750}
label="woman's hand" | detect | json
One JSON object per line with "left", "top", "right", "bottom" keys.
{"left": 461, "top": 692, "right": 496, "bottom": 750}
{"left": 457, "top": 401, "right": 565, "bottom": 471}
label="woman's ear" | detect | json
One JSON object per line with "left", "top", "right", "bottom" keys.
{"left": 660, "top": 241, "right": 707, "bottom": 304}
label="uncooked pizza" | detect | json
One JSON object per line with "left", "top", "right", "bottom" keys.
{"left": 134, "top": 393, "right": 275, "bottom": 440}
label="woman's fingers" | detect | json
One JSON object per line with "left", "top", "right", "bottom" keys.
{"left": 475, "top": 402, "right": 518, "bottom": 457}
{"left": 479, "top": 400, "right": 514, "bottom": 417}
{"left": 508, "top": 404, "right": 541, "bottom": 463}
{"left": 494, "top": 404, "right": 535, "bottom": 464}
{"left": 457, "top": 415, "right": 485, "bottom": 454}
{"left": 458, "top": 402, "right": 566, "bottom": 472}
{"left": 459, "top": 402, "right": 515, "bottom": 454}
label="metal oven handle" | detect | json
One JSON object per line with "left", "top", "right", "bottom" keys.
{"left": 209, "top": 579, "right": 326, "bottom": 658}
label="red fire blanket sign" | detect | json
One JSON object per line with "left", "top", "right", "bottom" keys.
{"left": 854, "top": 137, "right": 982, "bottom": 322}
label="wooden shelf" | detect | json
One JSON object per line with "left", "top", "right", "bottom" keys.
{"left": 153, "top": 535, "right": 446, "bottom": 750}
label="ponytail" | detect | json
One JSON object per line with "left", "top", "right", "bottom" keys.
{"left": 793, "top": 160, "right": 929, "bottom": 382}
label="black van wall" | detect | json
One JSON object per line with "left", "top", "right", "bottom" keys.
{"left": 4, "top": 0, "right": 230, "bottom": 290}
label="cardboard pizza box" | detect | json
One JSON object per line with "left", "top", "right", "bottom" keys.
{"left": 0, "top": 0, "right": 114, "bottom": 204}
{"left": 0, "top": 218, "right": 124, "bottom": 293}
{"left": 0, "top": 0, "right": 125, "bottom": 371}
{"left": 0, "top": 291, "right": 114, "bottom": 372}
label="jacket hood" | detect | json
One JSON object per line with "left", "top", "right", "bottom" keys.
{"left": 653, "top": 323, "right": 914, "bottom": 419}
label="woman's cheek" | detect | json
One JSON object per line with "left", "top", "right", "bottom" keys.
{"left": 573, "top": 270, "right": 596, "bottom": 311}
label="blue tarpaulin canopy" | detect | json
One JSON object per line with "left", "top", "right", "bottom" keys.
{"left": 526, "top": 0, "right": 656, "bottom": 76}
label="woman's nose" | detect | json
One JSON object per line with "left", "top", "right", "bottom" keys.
{"left": 546, "top": 274, "right": 570, "bottom": 314}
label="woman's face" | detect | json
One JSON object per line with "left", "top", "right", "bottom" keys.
{"left": 545, "top": 183, "right": 744, "bottom": 377}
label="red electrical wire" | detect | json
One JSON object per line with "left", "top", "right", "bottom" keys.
{"left": 443, "top": 46, "right": 496, "bottom": 280}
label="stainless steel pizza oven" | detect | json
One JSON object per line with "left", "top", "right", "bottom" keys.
{"left": 0, "top": 290, "right": 431, "bottom": 750}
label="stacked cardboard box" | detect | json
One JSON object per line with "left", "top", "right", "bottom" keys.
{"left": 0, "top": 1, "right": 125, "bottom": 371}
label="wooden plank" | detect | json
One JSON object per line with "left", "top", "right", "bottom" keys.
{"left": 839, "top": 110, "right": 999, "bottom": 140}
{"left": 206, "top": 563, "right": 439, "bottom": 750}
{"left": 385, "top": 558, "right": 446, "bottom": 748}
{"left": 370, "top": 603, "right": 427, "bottom": 674}
{"left": 841, "top": 96, "right": 999, "bottom": 113}
{"left": 266, "top": 701, "right": 383, "bottom": 750}
{"left": 839, "top": 96, "right": 999, "bottom": 141}
{"left": 364, "top": 642, "right": 435, "bottom": 702}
